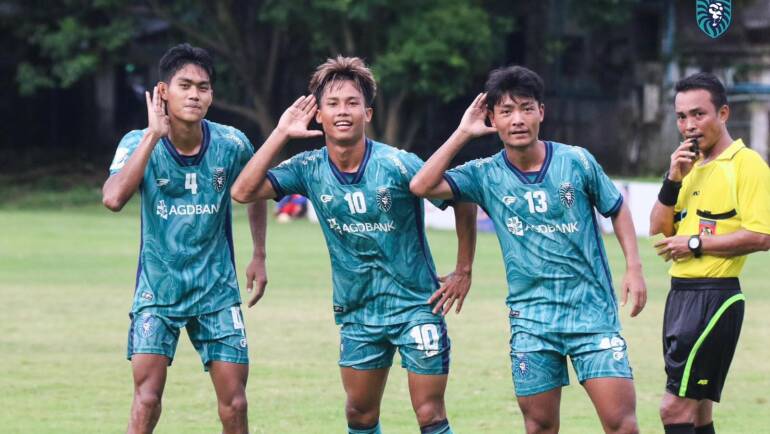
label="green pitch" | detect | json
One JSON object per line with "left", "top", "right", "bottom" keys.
{"left": 1, "top": 200, "right": 768, "bottom": 433}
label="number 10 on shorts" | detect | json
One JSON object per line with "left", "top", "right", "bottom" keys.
{"left": 410, "top": 324, "right": 439, "bottom": 356}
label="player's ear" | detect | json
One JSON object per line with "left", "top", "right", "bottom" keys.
{"left": 158, "top": 82, "right": 168, "bottom": 101}
{"left": 488, "top": 109, "right": 497, "bottom": 128}
{"left": 315, "top": 105, "right": 323, "bottom": 124}
{"left": 539, "top": 103, "right": 545, "bottom": 121}
{"left": 364, "top": 106, "right": 373, "bottom": 123}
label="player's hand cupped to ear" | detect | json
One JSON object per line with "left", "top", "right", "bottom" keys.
{"left": 246, "top": 255, "right": 268, "bottom": 307}
{"left": 429, "top": 270, "right": 472, "bottom": 316}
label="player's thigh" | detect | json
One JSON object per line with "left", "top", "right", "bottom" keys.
{"left": 395, "top": 319, "right": 450, "bottom": 376}
{"left": 187, "top": 305, "right": 249, "bottom": 370}
{"left": 516, "top": 387, "right": 562, "bottom": 431}
{"left": 127, "top": 311, "right": 183, "bottom": 363}
{"left": 131, "top": 354, "right": 170, "bottom": 397}
{"left": 406, "top": 371, "right": 448, "bottom": 417}
{"left": 209, "top": 361, "right": 249, "bottom": 404}
{"left": 582, "top": 377, "right": 637, "bottom": 428}
{"left": 510, "top": 331, "right": 569, "bottom": 397}
{"left": 340, "top": 366, "right": 390, "bottom": 412}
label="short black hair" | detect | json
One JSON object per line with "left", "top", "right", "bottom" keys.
{"left": 674, "top": 72, "right": 727, "bottom": 110}
{"left": 158, "top": 43, "right": 215, "bottom": 85}
{"left": 485, "top": 65, "right": 545, "bottom": 110}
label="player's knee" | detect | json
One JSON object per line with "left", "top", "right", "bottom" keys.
{"left": 413, "top": 399, "right": 445, "bottom": 427}
{"left": 345, "top": 402, "right": 379, "bottom": 427}
{"left": 219, "top": 394, "right": 248, "bottom": 418}
{"left": 659, "top": 399, "right": 691, "bottom": 425}
{"left": 523, "top": 416, "right": 558, "bottom": 434}
{"left": 604, "top": 414, "right": 639, "bottom": 434}
{"left": 134, "top": 390, "right": 162, "bottom": 413}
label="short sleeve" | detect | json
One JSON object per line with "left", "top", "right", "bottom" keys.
{"left": 266, "top": 152, "right": 310, "bottom": 200}
{"left": 737, "top": 153, "right": 770, "bottom": 234}
{"left": 444, "top": 160, "right": 484, "bottom": 205}
{"left": 399, "top": 151, "right": 450, "bottom": 210}
{"left": 231, "top": 128, "right": 255, "bottom": 175}
{"left": 581, "top": 148, "right": 623, "bottom": 217}
{"left": 108, "top": 130, "right": 144, "bottom": 175}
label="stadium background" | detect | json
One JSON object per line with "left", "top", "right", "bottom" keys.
{"left": 1, "top": 1, "right": 769, "bottom": 433}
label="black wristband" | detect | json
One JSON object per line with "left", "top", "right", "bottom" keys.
{"left": 658, "top": 172, "right": 681, "bottom": 206}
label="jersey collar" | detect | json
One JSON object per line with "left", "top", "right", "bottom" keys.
{"left": 502, "top": 140, "right": 553, "bottom": 184}
{"left": 715, "top": 139, "right": 746, "bottom": 161}
{"left": 161, "top": 120, "right": 210, "bottom": 167}
{"left": 327, "top": 138, "right": 373, "bottom": 185}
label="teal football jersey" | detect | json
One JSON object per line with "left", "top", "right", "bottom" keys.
{"left": 445, "top": 142, "right": 623, "bottom": 333}
{"left": 109, "top": 120, "right": 254, "bottom": 317}
{"left": 267, "top": 139, "right": 446, "bottom": 326}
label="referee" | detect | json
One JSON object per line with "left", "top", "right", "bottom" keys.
{"left": 650, "top": 72, "right": 770, "bottom": 434}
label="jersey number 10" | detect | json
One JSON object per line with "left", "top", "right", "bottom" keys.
{"left": 344, "top": 192, "right": 367, "bottom": 214}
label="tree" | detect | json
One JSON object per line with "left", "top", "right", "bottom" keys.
{"left": 7, "top": 0, "right": 511, "bottom": 148}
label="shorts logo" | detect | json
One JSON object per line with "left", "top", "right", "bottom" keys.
{"left": 696, "top": 0, "right": 732, "bottom": 39}
{"left": 514, "top": 353, "right": 529, "bottom": 378}
{"left": 240, "top": 338, "right": 248, "bottom": 348}
{"left": 506, "top": 217, "right": 524, "bottom": 236}
{"left": 156, "top": 178, "right": 169, "bottom": 187}
{"left": 503, "top": 196, "right": 517, "bottom": 206}
{"left": 333, "top": 305, "right": 345, "bottom": 313}
{"left": 697, "top": 379, "right": 709, "bottom": 385}
{"left": 600, "top": 336, "right": 625, "bottom": 351}
{"left": 376, "top": 187, "right": 392, "bottom": 212}
{"left": 509, "top": 309, "right": 520, "bottom": 318}
{"left": 156, "top": 200, "right": 169, "bottom": 220}
{"left": 140, "top": 315, "right": 155, "bottom": 338}
{"left": 320, "top": 194, "right": 334, "bottom": 203}
{"left": 559, "top": 182, "right": 575, "bottom": 208}
{"left": 613, "top": 351, "right": 625, "bottom": 361}
{"left": 699, "top": 219, "right": 716, "bottom": 236}
{"left": 141, "top": 291, "right": 154, "bottom": 301}
{"left": 212, "top": 168, "right": 226, "bottom": 193}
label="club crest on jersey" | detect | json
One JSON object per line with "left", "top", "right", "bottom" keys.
{"left": 376, "top": 187, "right": 392, "bottom": 212}
{"left": 156, "top": 200, "right": 169, "bottom": 220}
{"left": 696, "top": 0, "right": 731, "bottom": 38}
{"left": 558, "top": 182, "right": 575, "bottom": 208}
{"left": 212, "top": 168, "right": 226, "bottom": 192}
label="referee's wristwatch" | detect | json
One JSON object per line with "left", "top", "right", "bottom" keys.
{"left": 688, "top": 235, "right": 703, "bottom": 258}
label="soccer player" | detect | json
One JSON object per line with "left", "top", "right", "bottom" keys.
{"left": 409, "top": 66, "right": 647, "bottom": 434}
{"left": 231, "top": 56, "right": 476, "bottom": 434}
{"left": 101, "top": 44, "right": 267, "bottom": 434}
{"left": 650, "top": 73, "right": 770, "bottom": 434}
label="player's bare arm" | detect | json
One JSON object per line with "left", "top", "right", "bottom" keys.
{"left": 649, "top": 140, "right": 698, "bottom": 236}
{"left": 231, "top": 95, "right": 323, "bottom": 203}
{"left": 102, "top": 86, "right": 169, "bottom": 211}
{"left": 245, "top": 200, "right": 268, "bottom": 308}
{"left": 410, "top": 93, "right": 497, "bottom": 200}
{"left": 429, "top": 202, "right": 477, "bottom": 315}
{"left": 611, "top": 202, "right": 647, "bottom": 317}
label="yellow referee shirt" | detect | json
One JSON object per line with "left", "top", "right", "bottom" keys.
{"left": 671, "top": 139, "right": 770, "bottom": 278}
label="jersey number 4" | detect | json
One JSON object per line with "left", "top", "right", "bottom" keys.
{"left": 185, "top": 173, "right": 198, "bottom": 195}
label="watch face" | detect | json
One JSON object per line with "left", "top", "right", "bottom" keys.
{"left": 689, "top": 237, "right": 700, "bottom": 249}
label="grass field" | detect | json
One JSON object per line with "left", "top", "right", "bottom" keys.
{"left": 1, "top": 195, "right": 768, "bottom": 433}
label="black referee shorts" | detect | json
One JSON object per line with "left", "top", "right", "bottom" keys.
{"left": 663, "top": 277, "right": 744, "bottom": 402}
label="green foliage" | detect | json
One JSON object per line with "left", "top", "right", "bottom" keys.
{"left": 567, "top": 0, "right": 641, "bottom": 28}
{"left": 10, "top": 0, "right": 134, "bottom": 94}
